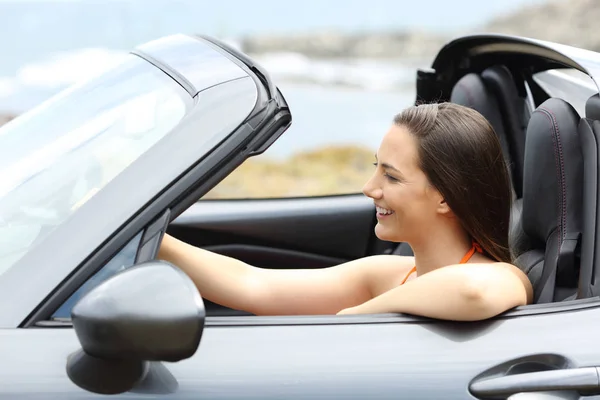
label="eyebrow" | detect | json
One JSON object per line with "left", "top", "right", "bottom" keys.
{"left": 374, "top": 154, "right": 403, "bottom": 174}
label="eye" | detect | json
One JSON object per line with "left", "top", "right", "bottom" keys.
{"left": 384, "top": 173, "right": 400, "bottom": 182}
{"left": 372, "top": 162, "right": 378, "bottom": 167}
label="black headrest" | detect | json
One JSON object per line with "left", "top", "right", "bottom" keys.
{"left": 451, "top": 72, "right": 507, "bottom": 140}
{"left": 481, "top": 66, "right": 528, "bottom": 195}
{"left": 522, "top": 98, "right": 583, "bottom": 244}
{"left": 451, "top": 71, "right": 513, "bottom": 192}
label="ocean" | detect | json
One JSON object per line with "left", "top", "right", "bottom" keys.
{"left": 0, "top": 0, "right": 546, "bottom": 157}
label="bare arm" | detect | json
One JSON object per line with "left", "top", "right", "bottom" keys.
{"left": 338, "top": 262, "right": 533, "bottom": 320}
{"left": 158, "top": 234, "right": 261, "bottom": 313}
{"left": 157, "top": 234, "right": 409, "bottom": 315}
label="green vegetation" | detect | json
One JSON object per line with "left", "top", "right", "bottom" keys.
{"left": 204, "top": 145, "right": 376, "bottom": 199}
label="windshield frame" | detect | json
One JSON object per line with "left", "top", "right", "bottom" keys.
{"left": 0, "top": 55, "right": 263, "bottom": 327}
{"left": 0, "top": 54, "right": 193, "bottom": 277}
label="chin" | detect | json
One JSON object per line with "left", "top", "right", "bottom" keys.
{"left": 374, "top": 224, "right": 404, "bottom": 243}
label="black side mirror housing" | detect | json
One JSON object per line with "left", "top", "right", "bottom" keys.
{"left": 66, "top": 261, "right": 205, "bottom": 395}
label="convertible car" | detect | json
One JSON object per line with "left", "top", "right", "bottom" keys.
{"left": 1, "top": 32, "right": 600, "bottom": 399}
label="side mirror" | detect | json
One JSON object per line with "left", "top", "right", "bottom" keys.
{"left": 66, "top": 261, "right": 205, "bottom": 395}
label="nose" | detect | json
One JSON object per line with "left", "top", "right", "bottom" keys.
{"left": 362, "top": 173, "right": 383, "bottom": 200}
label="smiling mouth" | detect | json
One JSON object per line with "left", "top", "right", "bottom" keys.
{"left": 376, "top": 206, "right": 395, "bottom": 216}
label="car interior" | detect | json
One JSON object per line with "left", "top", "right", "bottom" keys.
{"left": 159, "top": 58, "right": 600, "bottom": 318}
{"left": 39, "top": 52, "right": 600, "bottom": 325}
{"left": 445, "top": 67, "right": 598, "bottom": 305}
{"left": 432, "top": 66, "right": 584, "bottom": 304}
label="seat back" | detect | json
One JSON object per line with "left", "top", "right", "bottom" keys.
{"left": 516, "top": 98, "right": 583, "bottom": 303}
{"left": 481, "top": 66, "right": 529, "bottom": 196}
{"left": 451, "top": 65, "right": 529, "bottom": 197}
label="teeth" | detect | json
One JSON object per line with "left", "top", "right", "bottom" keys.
{"left": 376, "top": 206, "right": 394, "bottom": 215}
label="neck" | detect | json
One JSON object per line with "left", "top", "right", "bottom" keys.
{"left": 409, "top": 222, "right": 472, "bottom": 275}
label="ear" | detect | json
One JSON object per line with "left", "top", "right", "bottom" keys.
{"left": 428, "top": 186, "right": 452, "bottom": 215}
{"left": 425, "top": 184, "right": 453, "bottom": 215}
{"left": 436, "top": 197, "right": 452, "bottom": 215}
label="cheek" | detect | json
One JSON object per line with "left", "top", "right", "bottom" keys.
{"left": 387, "top": 184, "right": 418, "bottom": 209}
{"left": 389, "top": 184, "right": 433, "bottom": 219}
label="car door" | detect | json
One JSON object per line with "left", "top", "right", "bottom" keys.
{"left": 8, "top": 190, "right": 600, "bottom": 399}
{"left": 5, "top": 290, "right": 600, "bottom": 399}
{"left": 168, "top": 304, "right": 600, "bottom": 400}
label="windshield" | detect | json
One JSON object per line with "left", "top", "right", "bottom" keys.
{"left": 0, "top": 55, "right": 189, "bottom": 275}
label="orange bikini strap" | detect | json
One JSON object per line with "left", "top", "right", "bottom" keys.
{"left": 403, "top": 241, "right": 482, "bottom": 285}
{"left": 400, "top": 266, "right": 417, "bottom": 285}
{"left": 459, "top": 241, "right": 483, "bottom": 264}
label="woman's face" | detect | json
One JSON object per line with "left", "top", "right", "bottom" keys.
{"left": 362, "top": 124, "right": 446, "bottom": 243}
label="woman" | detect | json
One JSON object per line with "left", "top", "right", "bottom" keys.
{"left": 158, "top": 102, "right": 533, "bottom": 321}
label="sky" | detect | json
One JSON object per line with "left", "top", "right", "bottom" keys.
{"left": 0, "top": 0, "right": 550, "bottom": 34}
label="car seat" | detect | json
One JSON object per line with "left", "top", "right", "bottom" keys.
{"left": 514, "top": 98, "right": 583, "bottom": 303}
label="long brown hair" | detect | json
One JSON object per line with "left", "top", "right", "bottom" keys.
{"left": 394, "top": 102, "right": 512, "bottom": 263}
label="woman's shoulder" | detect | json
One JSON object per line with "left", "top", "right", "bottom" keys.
{"left": 498, "top": 261, "right": 535, "bottom": 304}
{"left": 351, "top": 254, "right": 416, "bottom": 296}
{"left": 463, "top": 260, "right": 534, "bottom": 305}
{"left": 469, "top": 253, "right": 532, "bottom": 289}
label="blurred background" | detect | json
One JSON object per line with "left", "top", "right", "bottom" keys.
{"left": 0, "top": 0, "right": 594, "bottom": 198}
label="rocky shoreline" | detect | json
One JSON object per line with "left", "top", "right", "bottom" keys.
{"left": 486, "top": 0, "right": 600, "bottom": 52}
{"left": 242, "top": 30, "right": 447, "bottom": 60}
{"left": 241, "top": 0, "right": 598, "bottom": 59}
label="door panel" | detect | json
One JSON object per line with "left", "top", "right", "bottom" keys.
{"left": 167, "top": 194, "right": 396, "bottom": 316}
{"left": 168, "top": 194, "right": 384, "bottom": 268}
{"left": 5, "top": 301, "right": 600, "bottom": 399}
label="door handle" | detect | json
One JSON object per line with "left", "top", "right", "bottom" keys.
{"left": 469, "top": 367, "right": 600, "bottom": 398}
